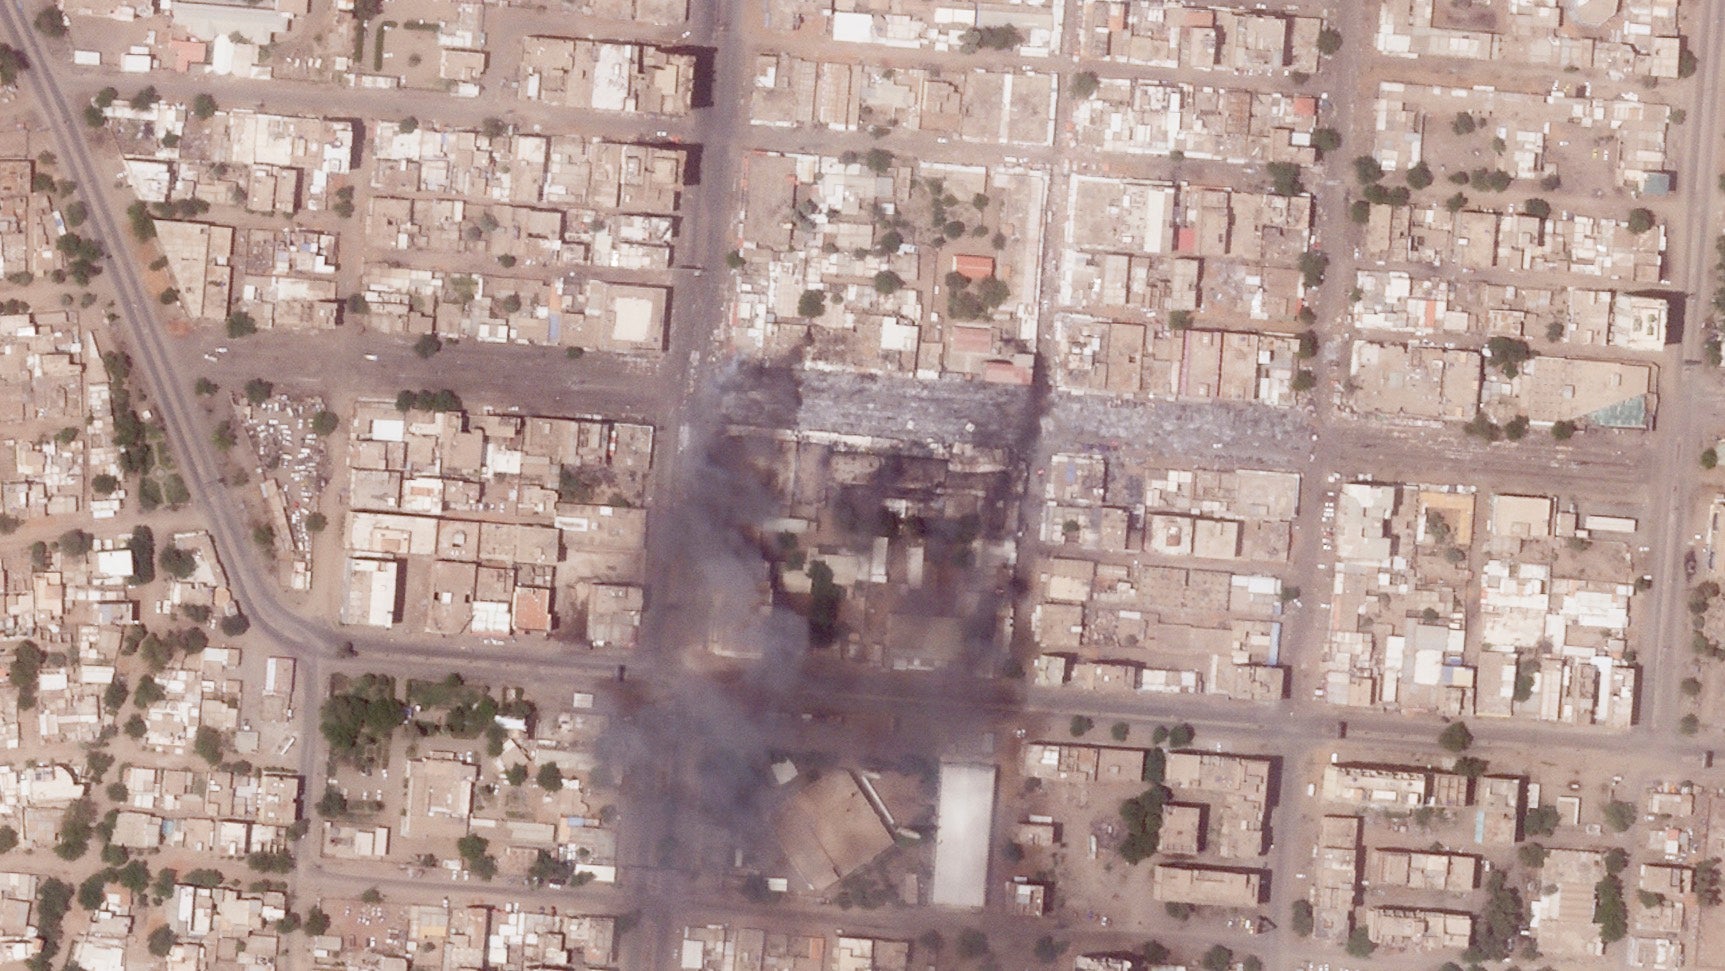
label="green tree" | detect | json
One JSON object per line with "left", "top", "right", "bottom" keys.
{"left": 536, "top": 763, "right": 563, "bottom": 792}
{"left": 796, "top": 290, "right": 826, "bottom": 318}
{"left": 133, "top": 676, "right": 165, "bottom": 708}
{"left": 528, "top": 850, "right": 574, "bottom": 887}
{"left": 243, "top": 378, "right": 274, "bottom": 405}
{"left": 158, "top": 545, "right": 197, "bottom": 579}
{"left": 1316, "top": 26, "right": 1342, "bottom": 55}
{"left": 1069, "top": 71, "right": 1099, "bottom": 99}
{"left": 456, "top": 834, "right": 497, "bottom": 879}
{"left": 114, "top": 859, "right": 149, "bottom": 896}
{"left": 193, "top": 726, "right": 223, "bottom": 764}
{"left": 316, "top": 789, "right": 350, "bottom": 817}
{"left": 1033, "top": 935, "right": 1066, "bottom": 964}
{"left": 1267, "top": 161, "right": 1303, "bottom": 196}
{"left": 192, "top": 93, "right": 217, "bottom": 119}
{"left": 34, "top": 6, "right": 67, "bottom": 37}
{"left": 147, "top": 926, "right": 177, "bottom": 957}
{"left": 226, "top": 311, "right": 257, "bottom": 338}
{"left": 1118, "top": 786, "right": 1169, "bottom": 864}
{"left": 1298, "top": 250, "right": 1329, "bottom": 288}
{"left": 1438, "top": 721, "right": 1474, "bottom": 752}
{"left": 1606, "top": 847, "right": 1629, "bottom": 875}
{"left": 9, "top": 641, "right": 44, "bottom": 710}
{"left": 505, "top": 764, "right": 528, "bottom": 786}
{"left": 53, "top": 796, "right": 95, "bottom": 859}
{"left": 1604, "top": 799, "right": 1637, "bottom": 832}
{"left": 126, "top": 201, "right": 156, "bottom": 241}
{"left": 1406, "top": 161, "right": 1434, "bottom": 189}
{"left": 1595, "top": 874, "right": 1628, "bottom": 942}
{"left": 872, "top": 270, "right": 904, "bottom": 295}
{"left": 1291, "top": 898, "right": 1314, "bottom": 936}
{"left": 60, "top": 529, "right": 92, "bottom": 557}
{"left": 1453, "top": 756, "right": 1489, "bottom": 778}
{"left": 1344, "top": 928, "right": 1376, "bottom": 957}
{"left": 1519, "top": 843, "right": 1548, "bottom": 868}
{"left": 77, "top": 872, "right": 107, "bottom": 910}
{"left": 414, "top": 334, "right": 443, "bottom": 358}
{"left": 246, "top": 849, "right": 295, "bottom": 873}
{"left": 1069, "top": 715, "right": 1094, "bottom": 737}
{"left": 1627, "top": 208, "right": 1656, "bottom": 234}
{"left": 1485, "top": 336, "right": 1534, "bottom": 376}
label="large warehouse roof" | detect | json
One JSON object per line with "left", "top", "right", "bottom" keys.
{"left": 931, "top": 761, "right": 996, "bottom": 908}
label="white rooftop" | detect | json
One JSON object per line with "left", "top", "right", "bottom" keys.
{"left": 931, "top": 761, "right": 996, "bottom": 908}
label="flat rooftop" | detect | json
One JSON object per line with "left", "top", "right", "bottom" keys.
{"left": 931, "top": 761, "right": 996, "bottom": 908}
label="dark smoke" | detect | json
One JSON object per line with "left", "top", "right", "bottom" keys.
{"left": 598, "top": 353, "right": 1052, "bottom": 888}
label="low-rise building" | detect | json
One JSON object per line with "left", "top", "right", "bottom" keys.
{"left": 1150, "top": 864, "right": 1266, "bottom": 907}
{"left": 1164, "top": 751, "right": 1272, "bottom": 859}
{"left": 1366, "top": 848, "right": 1479, "bottom": 892}
{"left": 1364, "top": 906, "right": 1473, "bottom": 952}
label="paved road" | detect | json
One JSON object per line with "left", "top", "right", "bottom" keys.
{"left": 0, "top": 2, "right": 345, "bottom": 665}
{"left": 586, "top": 1, "right": 758, "bottom": 967}
{"left": 1637, "top": 0, "right": 1725, "bottom": 746}
{"left": 0, "top": 7, "right": 343, "bottom": 963}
